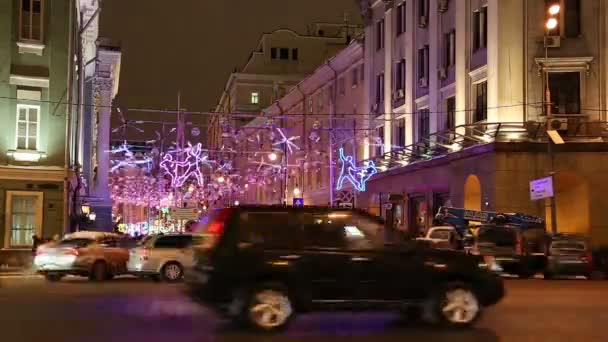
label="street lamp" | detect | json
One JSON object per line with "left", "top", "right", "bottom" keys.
{"left": 548, "top": 4, "right": 560, "bottom": 15}
{"left": 88, "top": 212, "right": 97, "bottom": 221}
{"left": 293, "top": 187, "right": 301, "bottom": 196}
{"left": 217, "top": 176, "right": 225, "bottom": 183}
{"left": 546, "top": 18, "right": 558, "bottom": 30}
{"left": 268, "top": 152, "right": 278, "bottom": 161}
{"left": 81, "top": 202, "right": 91, "bottom": 216}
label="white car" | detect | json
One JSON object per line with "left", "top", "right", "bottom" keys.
{"left": 127, "top": 233, "right": 202, "bottom": 282}
{"left": 416, "top": 226, "right": 460, "bottom": 249}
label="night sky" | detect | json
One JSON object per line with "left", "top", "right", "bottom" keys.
{"left": 100, "top": 0, "right": 361, "bottom": 129}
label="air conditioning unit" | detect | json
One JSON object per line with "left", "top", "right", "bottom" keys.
{"left": 544, "top": 36, "right": 561, "bottom": 48}
{"left": 419, "top": 77, "right": 428, "bottom": 87}
{"left": 438, "top": 67, "right": 448, "bottom": 80}
{"left": 438, "top": 0, "right": 449, "bottom": 13}
{"left": 550, "top": 118, "right": 568, "bottom": 131}
{"left": 396, "top": 89, "right": 405, "bottom": 98}
{"left": 418, "top": 16, "right": 428, "bottom": 28}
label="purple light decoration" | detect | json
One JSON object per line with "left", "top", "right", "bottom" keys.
{"left": 336, "top": 148, "right": 377, "bottom": 192}
{"left": 272, "top": 128, "right": 300, "bottom": 154}
{"left": 160, "top": 143, "right": 209, "bottom": 187}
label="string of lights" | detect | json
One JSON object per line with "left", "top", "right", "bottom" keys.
{"left": 0, "top": 95, "right": 561, "bottom": 121}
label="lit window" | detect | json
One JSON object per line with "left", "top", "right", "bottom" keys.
{"left": 16, "top": 104, "right": 39, "bottom": 150}
{"left": 19, "top": 0, "right": 44, "bottom": 42}
{"left": 6, "top": 191, "right": 43, "bottom": 248}
{"left": 250, "top": 92, "right": 259, "bottom": 104}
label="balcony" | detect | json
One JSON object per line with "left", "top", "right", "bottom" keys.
{"left": 362, "top": 120, "right": 608, "bottom": 172}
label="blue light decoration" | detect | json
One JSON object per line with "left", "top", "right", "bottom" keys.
{"left": 336, "top": 148, "right": 378, "bottom": 192}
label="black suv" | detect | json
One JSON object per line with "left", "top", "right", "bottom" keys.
{"left": 185, "top": 206, "right": 504, "bottom": 331}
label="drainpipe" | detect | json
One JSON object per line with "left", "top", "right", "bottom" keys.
{"left": 64, "top": 0, "right": 75, "bottom": 234}
{"left": 326, "top": 61, "right": 338, "bottom": 206}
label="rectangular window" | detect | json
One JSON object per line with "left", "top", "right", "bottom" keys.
{"left": 396, "top": 2, "right": 406, "bottom": 35}
{"left": 473, "top": 81, "right": 488, "bottom": 122}
{"left": 339, "top": 77, "right": 345, "bottom": 95}
{"left": 418, "top": 46, "right": 429, "bottom": 86}
{"left": 6, "top": 191, "right": 42, "bottom": 248}
{"left": 446, "top": 96, "right": 456, "bottom": 131}
{"left": 473, "top": 7, "right": 488, "bottom": 51}
{"left": 444, "top": 30, "right": 456, "bottom": 68}
{"left": 548, "top": 72, "right": 581, "bottom": 114}
{"left": 271, "top": 47, "right": 277, "bottom": 59}
{"left": 291, "top": 48, "right": 299, "bottom": 60}
{"left": 418, "top": 0, "right": 429, "bottom": 27}
{"left": 395, "top": 59, "right": 406, "bottom": 94}
{"left": 19, "top": 0, "right": 43, "bottom": 42}
{"left": 279, "top": 48, "right": 289, "bottom": 60}
{"left": 417, "top": 108, "right": 430, "bottom": 142}
{"left": 376, "top": 19, "right": 385, "bottom": 50}
{"left": 376, "top": 73, "right": 385, "bottom": 105}
{"left": 250, "top": 92, "right": 259, "bottom": 104}
{"left": 394, "top": 118, "right": 406, "bottom": 147}
{"left": 352, "top": 67, "right": 359, "bottom": 87}
{"left": 375, "top": 126, "right": 384, "bottom": 157}
{"left": 16, "top": 104, "right": 39, "bottom": 150}
{"left": 308, "top": 97, "right": 314, "bottom": 114}
{"left": 565, "top": 0, "right": 581, "bottom": 38}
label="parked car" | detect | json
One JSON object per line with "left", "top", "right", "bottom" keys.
{"left": 544, "top": 234, "right": 592, "bottom": 279}
{"left": 128, "top": 233, "right": 202, "bottom": 282}
{"left": 34, "top": 231, "right": 130, "bottom": 282}
{"left": 185, "top": 206, "right": 504, "bottom": 332}
{"left": 416, "top": 226, "right": 462, "bottom": 250}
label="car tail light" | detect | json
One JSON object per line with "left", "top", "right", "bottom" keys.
{"left": 141, "top": 248, "right": 150, "bottom": 261}
{"left": 63, "top": 248, "right": 79, "bottom": 256}
{"left": 580, "top": 254, "right": 592, "bottom": 264}
{"left": 515, "top": 234, "right": 523, "bottom": 255}
{"left": 206, "top": 209, "right": 232, "bottom": 236}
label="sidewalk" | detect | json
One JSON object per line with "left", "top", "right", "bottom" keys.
{"left": 0, "top": 265, "right": 35, "bottom": 276}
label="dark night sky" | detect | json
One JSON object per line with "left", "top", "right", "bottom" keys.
{"left": 100, "top": 0, "right": 361, "bottom": 119}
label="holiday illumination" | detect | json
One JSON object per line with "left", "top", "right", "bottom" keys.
{"left": 272, "top": 128, "right": 300, "bottom": 154}
{"left": 336, "top": 148, "right": 377, "bottom": 192}
{"left": 109, "top": 142, "right": 153, "bottom": 172}
{"left": 160, "top": 143, "right": 211, "bottom": 187}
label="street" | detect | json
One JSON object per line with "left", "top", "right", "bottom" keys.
{"left": 0, "top": 277, "right": 606, "bottom": 342}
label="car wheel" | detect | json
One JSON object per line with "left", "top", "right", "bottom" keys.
{"left": 161, "top": 262, "right": 183, "bottom": 282}
{"left": 434, "top": 282, "right": 481, "bottom": 328}
{"left": 44, "top": 273, "right": 64, "bottom": 282}
{"left": 243, "top": 283, "right": 293, "bottom": 332}
{"left": 89, "top": 261, "right": 107, "bottom": 282}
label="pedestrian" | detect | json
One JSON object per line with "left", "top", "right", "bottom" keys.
{"left": 31, "top": 235, "right": 41, "bottom": 255}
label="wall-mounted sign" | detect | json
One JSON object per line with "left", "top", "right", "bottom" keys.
{"left": 530, "top": 176, "right": 554, "bottom": 201}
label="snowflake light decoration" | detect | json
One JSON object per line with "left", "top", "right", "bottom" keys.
{"left": 109, "top": 142, "right": 153, "bottom": 173}
{"left": 272, "top": 128, "right": 300, "bottom": 154}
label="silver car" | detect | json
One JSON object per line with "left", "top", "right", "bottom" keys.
{"left": 127, "top": 233, "right": 202, "bottom": 282}
{"left": 34, "top": 231, "right": 130, "bottom": 282}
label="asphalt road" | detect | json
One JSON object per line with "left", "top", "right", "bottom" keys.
{"left": 0, "top": 276, "right": 606, "bottom": 342}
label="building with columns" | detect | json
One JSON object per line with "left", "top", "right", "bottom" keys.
{"left": 354, "top": 0, "right": 608, "bottom": 243}
{"left": 0, "top": 0, "right": 119, "bottom": 266}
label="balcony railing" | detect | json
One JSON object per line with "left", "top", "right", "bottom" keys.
{"left": 361, "top": 121, "right": 608, "bottom": 172}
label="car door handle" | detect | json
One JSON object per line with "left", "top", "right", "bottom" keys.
{"left": 351, "top": 256, "right": 370, "bottom": 262}
{"left": 280, "top": 254, "right": 301, "bottom": 260}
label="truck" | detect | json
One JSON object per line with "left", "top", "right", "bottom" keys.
{"left": 433, "top": 207, "right": 547, "bottom": 278}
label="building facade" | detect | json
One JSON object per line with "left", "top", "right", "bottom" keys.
{"left": 0, "top": 0, "right": 118, "bottom": 266}
{"left": 208, "top": 23, "right": 362, "bottom": 153}
{"left": 240, "top": 39, "right": 367, "bottom": 207}
{"left": 354, "top": 0, "right": 608, "bottom": 243}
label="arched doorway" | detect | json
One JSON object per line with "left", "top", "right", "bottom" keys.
{"left": 550, "top": 172, "right": 590, "bottom": 235}
{"left": 464, "top": 175, "right": 482, "bottom": 211}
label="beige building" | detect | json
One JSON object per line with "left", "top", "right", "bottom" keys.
{"left": 240, "top": 39, "right": 366, "bottom": 206}
{"left": 209, "top": 23, "right": 362, "bottom": 154}
{"left": 354, "top": 0, "right": 608, "bottom": 243}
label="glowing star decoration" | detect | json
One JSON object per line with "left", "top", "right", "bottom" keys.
{"left": 336, "top": 148, "right": 378, "bottom": 192}
{"left": 160, "top": 143, "right": 212, "bottom": 187}
{"left": 109, "top": 142, "right": 153, "bottom": 172}
{"left": 272, "top": 128, "right": 300, "bottom": 154}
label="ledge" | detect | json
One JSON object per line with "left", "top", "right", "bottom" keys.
{"left": 16, "top": 41, "right": 45, "bottom": 56}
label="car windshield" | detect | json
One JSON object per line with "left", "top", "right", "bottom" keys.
{"left": 477, "top": 226, "right": 517, "bottom": 246}
{"left": 57, "top": 238, "right": 94, "bottom": 248}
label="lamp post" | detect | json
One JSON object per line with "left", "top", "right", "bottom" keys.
{"left": 544, "top": 4, "right": 560, "bottom": 234}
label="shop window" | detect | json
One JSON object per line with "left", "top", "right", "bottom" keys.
{"left": 5, "top": 191, "right": 43, "bottom": 248}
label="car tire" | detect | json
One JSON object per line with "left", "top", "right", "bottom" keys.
{"left": 161, "top": 262, "right": 183, "bottom": 282}
{"left": 44, "top": 273, "right": 64, "bottom": 282}
{"left": 89, "top": 261, "right": 108, "bottom": 282}
{"left": 430, "top": 282, "right": 481, "bottom": 328}
{"left": 241, "top": 283, "right": 293, "bottom": 332}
